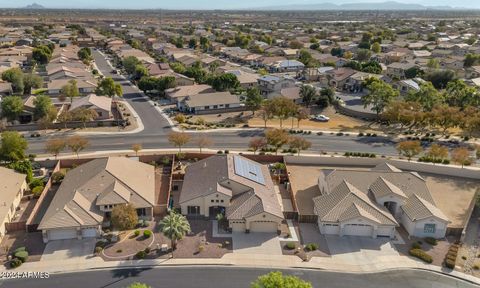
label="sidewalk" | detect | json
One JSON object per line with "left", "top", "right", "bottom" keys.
{"left": 5, "top": 251, "right": 480, "bottom": 285}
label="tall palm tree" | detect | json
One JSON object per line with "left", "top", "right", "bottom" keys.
{"left": 158, "top": 212, "right": 191, "bottom": 258}
{"left": 299, "top": 85, "right": 317, "bottom": 107}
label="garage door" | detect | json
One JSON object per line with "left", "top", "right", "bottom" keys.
{"left": 48, "top": 229, "right": 77, "bottom": 241}
{"left": 323, "top": 224, "right": 340, "bottom": 235}
{"left": 81, "top": 228, "right": 98, "bottom": 238}
{"left": 250, "top": 221, "right": 278, "bottom": 233}
{"left": 377, "top": 226, "right": 394, "bottom": 238}
{"left": 231, "top": 222, "right": 246, "bottom": 232}
{"left": 344, "top": 224, "right": 373, "bottom": 237}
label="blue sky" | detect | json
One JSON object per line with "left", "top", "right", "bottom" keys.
{"left": 5, "top": 0, "right": 480, "bottom": 9}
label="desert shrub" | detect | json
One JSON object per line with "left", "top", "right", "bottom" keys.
{"left": 285, "top": 242, "right": 296, "bottom": 250}
{"left": 144, "top": 247, "right": 151, "bottom": 254}
{"left": 409, "top": 249, "right": 433, "bottom": 263}
{"left": 462, "top": 256, "right": 467, "bottom": 260}
{"left": 10, "top": 258, "right": 22, "bottom": 268}
{"left": 136, "top": 250, "right": 146, "bottom": 259}
{"left": 143, "top": 230, "right": 152, "bottom": 238}
{"left": 411, "top": 242, "right": 421, "bottom": 249}
{"left": 51, "top": 171, "right": 65, "bottom": 183}
{"left": 29, "top": 178, "right": 44, "bottom": 190}
{"left": 305, "top": 243, "right": 318, "bottom": 251}
{"left": 134, "top": 230, "right": 140, "bottom": 237}
{"left": 116, "top": 249, "right": 122, "bottom": 253}
{"left": 95, "top": 246, "right": 103, "bottom": 254}
{"left": 198, "top": 245, "right": 205, "bottom": 252}
{"left": 32, "top": 186, "right": 44, "bottom": 197}
{"left": 424, "top": 237, "right": 437, "bottom": 246}
{"left": 13, "top": 247, "right": 26, "bottom": 254}
{"left": 445, "top": 259, "right": 456, "bottom": 269}
{"left": 142, "top": 220, "right": 149, "bottom": 228}
{"left": 14, "top": 251, "right": 28, "bottom": 263}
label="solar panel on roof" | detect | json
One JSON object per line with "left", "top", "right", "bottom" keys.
{"left": 233, "top": 156, "right": 265, "bottom": 185}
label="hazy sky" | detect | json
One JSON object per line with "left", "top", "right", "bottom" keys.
{"left": 5, "top": 0, "right": 480, "bottom": 10}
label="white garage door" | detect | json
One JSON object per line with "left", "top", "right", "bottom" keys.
{"left": 81, "top": 228, "right": 98, "bottom": 238}
{"left": 344, "top": 224, "right": 373, "bottom": 237}
{"left": 48, "top": 229, "right": 77, "bottom": 241}
{"left": 231, "top": 222, "right": 246, "bottom": 232}
{"left": 250, "top": 221, "right": 278, "bottom": 233}
{"left": 323, "top": 224, "right": 340, "bottom": 235}
{"left": 377, "top": 226, "right": 394, "bottom": 237}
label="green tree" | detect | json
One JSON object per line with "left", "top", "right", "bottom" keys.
{"left": 245, "top": 87, "right": 263, "bottom": 115}
{"left": 158, "top": 212, "right": 191, "bottom": 258}
{"left": 405, "top": 82, "right": 443, "bottom": 111}
{"left": 127, "top": 283, "right": 151, "bottom": 288}
{"left": 122, "top": 56, "right": 141, "bottom": 75}
{"left": 96, "top": 77, "right": 123, "bottom": 97}
{"left": 362, "top": 78, "right": 399, "bottom": 116}
{"left": 23, "top": 73, "right": 43, "bottom": 95}
{"left": 33, "top": 95, "right": 54, "bottom": 120}
{"left": 72, "top": 108, "right": 99, "bottom": 128}
{"left": 356, "top": 49, "right": 372, "bottom": 62}
{"left": 251, "top": 271, "right": 312, "bottom": 288}
{"left": 444, "top": 79, "right": 480, "bottom": 108}
{"left": 299, "top": 85, "right": 317, "bottom": 107}
{"left": 464, "top": 54, "right": 480, "bottom": 67}
{"left": 111, "top": 203, "right": 138, "bottom": 230}
{"left": 0, "top": 131, "right": 28, "bottom": 162}
{"left": 0, "top": 96, "right": 23, "bottom": 121}
{"left": 208, "top": 73, "right": 240, "bottom": 91}
{"left": 1, "top": 68, "right": 24, "bottom": 94}
{"left": 77, "top": 47, "right": 92, "bottom": 63}
{"left": 427, "top": 58, "right": 440, "bottom": 70}
{"left": 270, "top": 97, "right": 298, "bottom": 128}
{"left": 61, "top": 79, "right": 80, "bottom": 103}
{"left": 424, "top": 70, "right": 455, "bottom": 89}
{"left": 133, "top": 64, "right": 149, "bottom": 80}
{"left": 32, "top": 45, "right": 52, "bottom": 64}
{"left": 138, "top": 76, "right": 157, "bottom": 93}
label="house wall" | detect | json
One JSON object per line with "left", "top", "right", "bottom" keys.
{"left": 0, "top": 180, "right": 27, "bottom": 240}
{"left": 180, "top": 192, "right": 231, "bottom": 217}
{"left": 400, "top": 211, "right": 447, "bottom": 239}
{"left": 318, "top": 217, "right": 395, "bottom": 239}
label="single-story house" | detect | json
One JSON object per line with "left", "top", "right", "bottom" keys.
{"left": 0, "top": 167, "right": 27, "bottom": 241}
{"left": 165, "top": 84, "right": 214, "bottom": 106}
{"left": 179, "top": 155, "right": 284, "bottom": 233}
{"left": 47, "top": 78, "right": 97, "bottom": 95}
{"left": 38, "top": 157, "right": 155, "bottom": 242}
{"left": 313, "top": 163, "right": 449, "bottom": 239}
{"left": 183, "top": 92, "right": 244, "bottom": 114}
{"left": 69, "top": 94, "right": 113, "bottom": 120}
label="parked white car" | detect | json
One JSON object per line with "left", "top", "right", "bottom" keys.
{"left": 312, "top": 114, "right": 330, "bottom": 122}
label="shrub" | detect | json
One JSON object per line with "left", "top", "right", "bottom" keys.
{"left": 95, "top": 246, "right": 103, "bottom": 254}
{"left": 134, "top": 230, "right": 140, "bottom": 237}
{"left": 13, "top": 247, "right": 26, "bottom": 254}
{"left": 445, "top": 259, "right": 456, "bottom": 269}
{"left": 411, "top": 242, "right": 421, "bottom": 249}
{"left": 143, "top": 230, "right": 152, "bottom": 238}
{"left": 409, "top": 249, "right": 433, "bottom": 263}
{"left": 198, "top": 245, "right": 205, "bottom": 252}
{"left": 136, "top": 250, "right": 146, "bottom": 259}
{"left": 14, "top": 251, "right": 28, "bottom": 263}
{"left": 424, "top": 237, "right": 437, "bottom": 246}
{"left": 474, "top": 265, "right": 480, "bottom": 270}
{"left": 29, "top": 178, "right": 44, "bottom": 190}
{"left": 285, "top": 242, "right": 296, "bottom": 250}
{"left": 32, "top": 186, "right": 44, "bottom": 197}
{"left": 116, "top": 249, "right": 122, "bottom": 253}
{"left": 144, "top": 247, "right": 151, "bottom": 254}
{"left": 462, "top": 256, "right": 467, "bottom": 260}
{"left": 51, "top": 171, "right": 65, "bottom": 183}
{"left": 305, "top": 243, "right": 318, "bottom": 251}
{"left": 10, "top": 258, "right": 22, "bottom": 268}
{"left": 142, "top": 221, "right": 149, "bottom": 228}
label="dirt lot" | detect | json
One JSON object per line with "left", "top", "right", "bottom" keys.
{"left": 249, "top": 106, "right": 372, "bottom": 131}
{"left": 0, "top": 231, "right": 45, "bottom": 263}
{"left": 286, "top": 165, "right": 323, "bottom": 215}
{"left": 424, "top": 174, "right": 479, "bottom": 229}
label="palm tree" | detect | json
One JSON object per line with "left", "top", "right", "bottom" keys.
{"left": 299, "top": 85, "right": 317, "bottom": 107}
{"left": 158, "top": 212, "right": 191, "bottom": 258}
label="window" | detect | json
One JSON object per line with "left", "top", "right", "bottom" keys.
{"left": 187, "top": 206, "right": 200, "bottom": 215}
{"left": 215, "top": 200, "right": 219, "bottom": 203}
{"left": 211, "top": 200, "right": 214, "bottom": 203}
{"left": 213, "top": 105, "right": 218, "bottom": 109}
{"left": 172, "top": 185, "right": 179, "bottom": 191}
{"left": 137, "top": 208, "right": 146, "bottom": 217}
{"left": 204, "top": 106, "right": 210, "bottom": 110}
{"left": 220, "top": 200, "right": 224, "bottom": 203}
{"left": 225, "top": 104, "right": 230, "bottom": 108}
{"left": 424, "top": 223, "right": 436, "bottom": 234}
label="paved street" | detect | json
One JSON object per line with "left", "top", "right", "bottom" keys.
{"left": 24, "top": 50, "right": 399, "bottom": 157}
{"left": 2, "top": 266, "right": 477, "bottom": 288}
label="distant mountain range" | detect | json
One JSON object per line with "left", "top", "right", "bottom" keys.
{"left": 253, "top": 1, "right": 466, "bottom": 11}
{"left": 22, "top": 3, "right": 45, "bottom": 9}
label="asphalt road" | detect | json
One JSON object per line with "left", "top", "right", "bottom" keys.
{"left": 25, "top": 50, "right": 399, "bottom": 157}
{"left": 2, "top": 266, "right": 478, "bottom": 288}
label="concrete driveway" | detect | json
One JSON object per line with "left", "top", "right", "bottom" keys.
{"left": 232, "top": 232, "right": 282, "bottom": 255}
{"left": 325, "top": 235, "right": 399, "bottom": 263}
{"left": 41, "top": 239, "right": 96, "bottom": 261}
